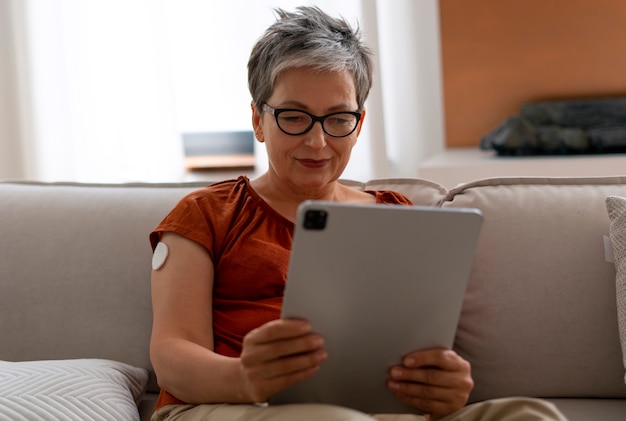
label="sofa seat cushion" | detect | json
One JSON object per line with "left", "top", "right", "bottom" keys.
{"left": 606, "top": 195, "right": 626, "bottom": 383}
{"left": 0, "top": 359, "right": 148, "bottom": 421}
{"left": 547, "top": 398, "right": 626, "bottom": 421}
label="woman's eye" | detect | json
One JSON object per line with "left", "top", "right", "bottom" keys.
{"left": 283, "top": 116, "right": 304, "bottom": 123}
{"left": 328, "top": 115, "right": 354, "bottom": 126}
{"left": 279, "top": 113, "right": 308, "bottom": 124}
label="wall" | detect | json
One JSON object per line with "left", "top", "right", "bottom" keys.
{"left": 440, "top": 0, "right": 626, "bottom": 147}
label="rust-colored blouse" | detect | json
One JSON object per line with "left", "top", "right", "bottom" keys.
{"left": 150, "top": 176, "right": 413, "bottom": 408}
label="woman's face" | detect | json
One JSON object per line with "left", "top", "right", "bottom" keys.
{"left": 252, "top": 67, "right": 364, "bottom": 192}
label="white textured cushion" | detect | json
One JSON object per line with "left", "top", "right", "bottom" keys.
{"left": 0, "top": 359, "right": 148, "bottom": 421}
{"left": 606, "top": 195, "right": 626, "bottom": 383}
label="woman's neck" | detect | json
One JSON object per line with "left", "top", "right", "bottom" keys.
{"left": 250, "top": 172, "right": 375, "bottom": 222}
{"left": 250, "top": 173, "right": 338, "bottom": 221}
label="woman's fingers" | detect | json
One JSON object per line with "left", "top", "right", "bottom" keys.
{"left": 387, "top": 349, "right": 473, "bottom": 418}
{"left": 240, "top": 319, "right": 327, "bottom": 402}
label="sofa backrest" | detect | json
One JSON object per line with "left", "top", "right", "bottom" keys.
{"left": 340, "top": 178, "right": 447, "bottom": 206}
{"left": 0, "top": 181, "right": 208, "bottom": 392}
{"left": 440, "top": 177, "right": 626, "bottom": 402}
{"left": 3, "top": 176, "right": 626, "bottom": 402}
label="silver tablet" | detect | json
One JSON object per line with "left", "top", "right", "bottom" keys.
{"left": 269, "top": 200, "right": 483, "bottom": 414}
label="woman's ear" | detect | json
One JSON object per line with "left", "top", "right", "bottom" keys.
{"left": 355, "top": 108, "right": 366, "bottom": 137}
{"left": 251, "top": 102, "right": 265, "bottom": 143}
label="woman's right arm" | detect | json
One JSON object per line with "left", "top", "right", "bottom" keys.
{"left": 150, "top": 232, "right": 327, "bottom": 404}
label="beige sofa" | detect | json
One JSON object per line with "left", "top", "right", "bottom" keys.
{"left": 1, "top": 176, "right": 626, "bottom": 420}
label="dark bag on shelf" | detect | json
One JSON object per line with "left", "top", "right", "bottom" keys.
{"left": 481, "top": 97, "right": 626, "bottom": 156}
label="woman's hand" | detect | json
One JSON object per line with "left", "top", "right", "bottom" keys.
{"left": 239, "top": 319, "right": 327, "bottom": 403}
{"left": 387, "top": 349, "right": 473, "bottom": 420}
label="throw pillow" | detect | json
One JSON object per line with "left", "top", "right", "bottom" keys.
{"left": 606, "top": 195, "right": 626, "bottom": 383}
{"left": 0, "top": 359, "right": 148, "bottom": 421}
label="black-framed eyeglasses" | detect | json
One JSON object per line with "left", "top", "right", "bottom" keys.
{"left": 262, "top": 103, "right": 362, "bottom": 138}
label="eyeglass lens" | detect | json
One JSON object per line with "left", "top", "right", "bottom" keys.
{"left": 276, "top": 110, "right": 359, "bottom": 137}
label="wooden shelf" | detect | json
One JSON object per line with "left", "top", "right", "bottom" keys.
{"left": 184, "top": 154, "right": 255, "bottom": 171}
{"left": 418, "top": 147, "right": 626, "bottom": 188}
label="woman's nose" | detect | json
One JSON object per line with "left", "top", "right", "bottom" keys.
{"left": 304, "top": 121, "right": 327, "bottom": 150}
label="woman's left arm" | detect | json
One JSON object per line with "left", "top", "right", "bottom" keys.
{"left": 387, "top": 348, "right": 474, "bottom": 420}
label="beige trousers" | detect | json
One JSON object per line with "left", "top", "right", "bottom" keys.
{"left": 151, "top": 398, "right": 568, "bottom": 421}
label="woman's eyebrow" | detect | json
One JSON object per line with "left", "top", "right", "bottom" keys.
{"left": 275, "top": 101, "right": 356, "bottom": 112}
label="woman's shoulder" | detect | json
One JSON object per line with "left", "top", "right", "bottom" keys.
{"left": 367, "top": 189, "right": 414, "bottom": 205}
{"left": 182, "top": 176, "right": 251, "bottom": 203}
{"left": 167, "top": 176, "right": 262, "bottom": 224}
{"left": 340, "top": 183, "right": 413, "bottom": 205}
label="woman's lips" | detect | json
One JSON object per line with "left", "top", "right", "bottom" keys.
{"left": 297, "top": 158, "right": 330, "bottom": 168}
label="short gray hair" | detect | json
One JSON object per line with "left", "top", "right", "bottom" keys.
{"left": 248, "top": 6, "right": 373, "bottom": 111}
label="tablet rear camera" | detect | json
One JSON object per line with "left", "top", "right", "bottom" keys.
{"left": 303, "top": 209, "right": 327, "bottom": 230}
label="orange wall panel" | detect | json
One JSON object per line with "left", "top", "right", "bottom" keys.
{"left": 440, "top": 0, "right": 626, "bottom": 147}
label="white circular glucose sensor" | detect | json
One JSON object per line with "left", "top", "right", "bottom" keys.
{"left": 152, "top": 242, "right": 169, "bottom": 270}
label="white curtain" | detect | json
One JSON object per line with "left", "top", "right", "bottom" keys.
{"left": 0, "top": 0, "right": 30, "bottom": 180}
{"left": 0, "top": 0, "right": 444, "bottom": 183}
{"left": 361, "top": 0, "right": 445, "bottom": 178}
{"left": 2, "top": 0, "right": 185, "bottom": 182}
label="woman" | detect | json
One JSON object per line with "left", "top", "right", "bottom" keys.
{"left": 149, "top": 7, "right": 567, "bottom": 421}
